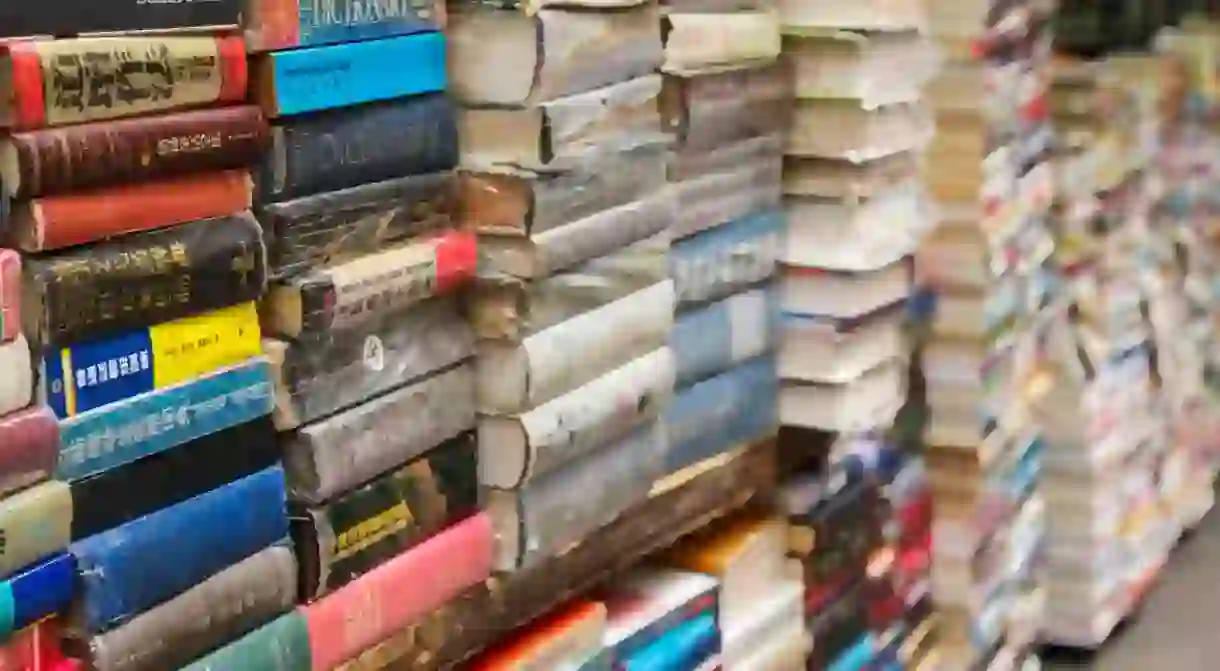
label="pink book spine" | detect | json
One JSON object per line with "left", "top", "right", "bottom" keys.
{"left": 304, "top": 513, "right": 494, "bottom": 670}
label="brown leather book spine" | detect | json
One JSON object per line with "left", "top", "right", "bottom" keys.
{"left": 11, "top": 171, "right": 253, "bottom": 252}
{"left": 1, "top": 106, "right": 270, "bottom": 200}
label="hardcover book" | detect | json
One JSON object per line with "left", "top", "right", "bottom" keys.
{"left": 0, "top": 335, "right": 31, "bottom": 416}
{"left": 783, "top": 152, "right": 916, "bottom": 202}
{"left": 476, "top": 280, "right": 673, "bottom": 414}
{"left": 252, "top": 32, "right": 446, "bottom": 118}
{"left": 0, "top": 480, "right": 71, "bottom": 579}
{"left": 76, "top": 544, "right": 297, "bottom": 671}
{"left": 0, "top": 406, "right": 58, "bottom": 499}
{"left": 71, "top": 467, "right": 289, "bottom": 634}
{"left": 778, "top": 304, "right": 907, "bottom": 384}
{"left": 670, "top": 132, "right": 782, "bottom": 183}
{"left": 665, "top": 356, "right": 779, "bottom": 476}
{"left": 177, "top": 612, "right": 312, "bottom": 671}
{"left": 788, "top": 99, "right": 934, "bottom": 164}
{"left": 469, "top": 601, "right": 607, "bottom": 671}
{"left": 671, "top": 286, "right": 779, "bottom": 387}
{"left": 779, "top": 358, "right": 907, "bottom": 432}
{"left": 781, "top": 259, "right": 912, "bottom": 319}
{"left": 265, "top": 231, "right": 477, "bottom": 339}
{"left": 259, "top": 171, "right": 458, "bottom": 279}
{"left": 0, "top": 554, "right": 74, "bottom": 640}
{"left": 0, "top": 248, "right": 16, "bottom": 342}
{"left": 447, "top": 3, "right": 662, "bottom": 106}
{"left": 661, "top": 64, "right": 791, "bottom": 151}
{"left": 0, "top": 37, "right": 247, "bottom": 130}
{"left": 22, "top": 212, "right": 267, "bottom": 348}
{"left": 787, "top": 30, "right": 938, "bottom": 110}
{"left": 479, "top": 347, "right": 675, "bottom": 489}
{"left": 670, "top": 210, "right": 782, "bottom": 309}
{"left": 670, "top": 141, "right": 783, "bottom": 239}
{"left": 602, "top": 567, "right": 720, "bottom": 661}
{"left": 0, "top": 0, "right": 243, "bottom": 39}
{"left": 0, "top": 107, "right": 270, "bottom": 200}
{"left": 661, "top": 10, "right": 782, "bottom": 75}
{"left": 779, "top": 0, "right": 925, "bottom": 33}
{"left": 618, "top": 612, "right": 718, "bottom": 670}
{"left": 257, "top": 93, "right": 458, "bottom": 203}
{"left": 39, "top": 301, "right": 262, "bottom": 419}
{"left": 245, "top": 0, "right": 444, "bottom": 52}
{"left": 294, "top": 433, "right": 479, "bottom": 599}
{"left": 56, "top": 358, "right": 275, "bottom": 483}
{"left": 265, "top": 298, "right": 473, "bottom": 430}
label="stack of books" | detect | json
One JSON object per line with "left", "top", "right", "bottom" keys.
{"left": 917, "top": 0, "right": 1056, "bottom": 666}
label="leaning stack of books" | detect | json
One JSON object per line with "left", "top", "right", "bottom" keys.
{"left": 918, "top": 0, "right": 1056, "bottom": 667}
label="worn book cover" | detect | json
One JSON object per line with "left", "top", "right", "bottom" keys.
{"left": 788, "top": 99, "right": 934, "bottom": 163}
{"left": 0, "top": 480, "right": 72, "bottom": 580}
{"left": 669, "top": 140, "right": 783, "bottom": 239}
{"left": 672, "top": 210, "right": 782, "bottom": 309}
{"left": 787, "top": 29, "right": 938, "bottom": 109}
{"left": 177, "top": 612, "right": 312, "bottom": 671}
{"left": 661, "top": 9, "right": 781, "bottom": 75}
{"left": 661, "top": 64, "right": 790, "bottom": 151}
{"left": 0, "top": 248, "right": 16, "bottom": 343}
{"left": 0, "top": 334, "right": 31, "bottom": 416}
{"left": 778, "top": 302, "right": 907, "bottom": 384}
{"left": 665, "top": 356, "right": 779, "bottom": 476}
{"left": 672, "top": 287, "right": 779, "bottom": 388}
{"left": 0, "top": 554, "right": 74, "bottom": 640}
{"left": 0, "top": 406, "right": 58, "bottom": 500}
{"left": 779, "top": 0, "right": 926, "bottom": 33}
{"left": 246, "top": 0, "right": 444, "bottom": 52}
{"left": 780, "top": 358, "right": 907, "bottom": 432}
{"left": 0, "top": 0, "right": 243, "bottom": 38}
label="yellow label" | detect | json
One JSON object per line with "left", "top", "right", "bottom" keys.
{"left": 148, "top": 302, "right": 262, "bottom": 389}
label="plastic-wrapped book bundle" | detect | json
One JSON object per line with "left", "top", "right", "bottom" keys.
{"left": 916, "top": 0, "right": 1058, "bottom": 667}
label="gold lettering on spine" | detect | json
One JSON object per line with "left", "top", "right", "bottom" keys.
{"left": 300, "top": 0, "right": 434, "bottom": 29}
{"left": 34, "top": 38, "right": 225, "bottom": 127}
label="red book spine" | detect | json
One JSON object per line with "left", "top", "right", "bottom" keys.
{"left": 0, "top": 250, "right": 18, "bottom": 343}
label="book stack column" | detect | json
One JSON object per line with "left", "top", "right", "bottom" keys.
{"left": 917, "top": 1, "right": 1057, "bottom": 668}
{"left": 449, "top": 0, "right": 678, "bottom": 578}
{"left": 186, "top": 6, "right": 491, "bottom": 670}
{"left": 0, "top": 22, "right": 295, "bottom": 669}
{"left": 777, "top": 0, "right": 939, "bottom": 667}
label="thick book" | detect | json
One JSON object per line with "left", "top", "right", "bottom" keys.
{"left": 22, "top": 212, "right": 267, "bottom": 348}
{"left": 39, "top": 301, "right": 262, "bottom": 419}
{"left": 0, "top": 480, "right": 71, "bottom": 579}
{"left": 479, "top": 347, "right": 675, "bottom": 490}
{"left": 778, "top": 303, "right": 907, "bottom": 384}
{"left": 479, "top": 190, "right": 674, "bottom": 280}
{"left": 476, "top": 280, "right": 673, "bottom": 414}
{"left": 661, "top": 9, "right": 782, "bottom": 75}
{"left": 75, "top": 543, "right": 297, "bottom": 671}
{"left": 264, "top": 298, "right": 473, "bottom": 430}
{"left": 0, "top": 37, "right": 247, "bottom": 131}
{"left": 485, "top": 421, "right": 667, "bottom": 572}
{"left": 780, "top": 260, "right": 911, "bottom": 319}
{"left": 295, "top": 433, "right": 477, "bottom": 599}
{"left": 252, "top": 32, "right": 446, "bottom": 118}
{"left": 282, "top": 363, "right": 475, "bottom": 505}
{"left": 447, "top": 3, "right": 662, "bottom": 106}
{"left": 665, "top": 356, "right": 779, "bottom": 476}
{"left": 68, "top": 417, "right": 279, "bottom": 541}
{"left": 779, "top": 358, "right": 907, "bottom": 433}
{"left": 0, "top": 0, "right": 242, "bottom": 39}
{"left": 0, "top": 406, "right": 58, "bottom": 499}
{"left": 788, "top": 99, "right": 934, "bottom": 163}
{"left": 0, "top": 248, "right": 18, "bottom": 342}
{"left": 71, "top": 466, "right": 288, "bottom": 635}
{"left": 620, "top": 612, "right": 718, "bottom": 669}
{"left": 778, "top": 0, "right": 925, "bottom": 33}
{"left": 6, "top": 170, "right": 253, "bottom": 252}
{"left": 260, "top": 171, "right": 458, "bottom": 279}
{"left": 469, "top": 601, "right": 607, "bottom": 671}
{"left": 246, "top": 0, "right": 443, "bottom": 52}
{"left": 672, "top": 287, "right": 779, "bottom": 387}
{"left": 177, "top": 611, "right": 312, "bottom": 671}
{"left": 670, "top": 138, "right": 783, "bottom": 240}
{"left": 0, "top": 106, "right": 269, "bottom": 200}
{"left": 661, "top": 64, "right": 791, "bottom": 151}
{"left": 670, "top": 210, "right": 782, "bottom": 310}
{"left": 0, "top": 616, "right": 68, "bottom": 668}
{"left": 0, "top": 554, "right": 74, "bottom": 639}
{"left": 264, "top": 230, "right": 477, "bottom": 339}
{"left": 302, "top": 514, "right": 494, "bottom": 670}
{"left": 788, "top": 30, "right": 937, "bottom": 110}
{"left": 0, "top": 335, "right": 32, "bottom": 416}
{"left": 56, "top": 358, "right": 274, "bottom": 483}
{"left": 257, "top": 93, "right": 457, "bottom": 203}
{"left": 602, "top": 568, "right": 719, "bottom": 662}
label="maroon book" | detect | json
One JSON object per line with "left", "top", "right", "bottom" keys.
{"left": 0, "top": 407, "right": 58, "bottom": 498}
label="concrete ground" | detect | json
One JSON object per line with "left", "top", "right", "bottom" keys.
{"left": 1042, "top": 505, "right": 1220, "bottom": 670}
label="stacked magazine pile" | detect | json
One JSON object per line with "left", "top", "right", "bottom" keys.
{"left": 917, "top": 0, "right": 1056, "bottom": 667}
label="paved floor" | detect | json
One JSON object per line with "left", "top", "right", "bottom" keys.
{"left": 1042, "top": 505, "right": 1220, "bottom": 670}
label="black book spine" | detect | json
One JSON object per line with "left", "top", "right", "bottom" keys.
{"left": 0, "top": 0, "right": 242, "bottom": 38}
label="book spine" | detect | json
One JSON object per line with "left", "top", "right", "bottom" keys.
{"left": 177, "top": 611, "right": 312, "bottom": 671}
{"left": 296, "top": 433, "right": 478, "bottom": 599}
{"left": 69, "top": 417, "right": 280, "bottom": 541}
{"left": 6, "top": 36, "right": 247, "bottom": 131}
{"left": 665, "top": 355, "right": 778, "bottom": 475}
{"left": 270, "top": 229, "right": 477, "bottom": 338}
{"left": 0, "top": 407, "right": 58, "bottom": 500}
{"left": 0, "top": 481, "right": 71, "bottom": 578}
{"left": 266, "top": 298, "right": 473, "bottom": 430}
{"left": 285, "top": 363, "right": 475, "bottom": 505}
{"left": 4, "top": 106, "right": 270, "bottom": 200}
{"left": 622, "top": 612, "right": 719, "bottom": 669}
{"left": 0, "top": 614, "right": 68, "bottom": 666}
{"left": 258, "top": 93, "right": 458, "bottom": 203}
{"left": 0, "top": 0, "right": 243, "bottom": 39}
{"left": 254, "top": 32, "right": 446, "bottom": 118}
{"left": 72, "top": 466, "right": 288, "bottom": 634}
{"left": 0, "top": 336, "right": 31, "bottom": 417}
{"left": 670, "top": 151, "right": 782, "bottom": 239}
{"left": 672, "top": 286, "right": 779, "bottom": 387}
{"left": 56, "top": 358, "right": 275, "bottom": 483}
{"left": 2, "top": 553, "right": 74, "bottom": 639}
{"left": 40, "top": 301, "right": 262, "bottom": 419}
{"left": 0, "top": 250, "right": 17, "bottom": 343}
{"left": 23, "top": 211, "right": 267, "bottom": 347}
{"left": 261, "top": 171, "right": 458, "bottom": 280}
{"left": 84, "top": 543, "right": 297, "bottom": 671}
{"left": 670, "top": 209, "right": 782, "bottom": 308}
{"left": 532, "top": 75, "right": 666, "bottom": 165}
{"left": 662, "top": 63, "right": 790, "bottom": 151}
{"left": 661, "top": 10, "right": 781, "bottom": 75}
{"left": 303, "top": 513, "right": 494, "bottom": 671}
{"left": 246, "top": 0, "right": 444, "bottom": 52}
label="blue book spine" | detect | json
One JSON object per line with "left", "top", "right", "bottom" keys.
{"left": 826, "top": 633, "right": 876, "bottom": 671}
{"left": 55, "top": 358, "right": 274, "bottom": 482}
{"left": 41, "top": 328, "right": 157, "bottom": 419}
{"left": 665, "top": 356, "right": 778, "bottom": 475}
{"left": 0, "top": 553, "right": 74, "bottom": 637}
{"left": 72, "top": 466, "right": 288, "bottom": 634}
{"left": 671, "top": 286, "right": 778, "bottom": 387}
{"left": 294, "top": 1, "right": 438, "bottom": 49}
{"left": 266, "top": 32, "right": 446, "bottom": 116}
{"left": 623, "top": 613, "right": 719, "bottom": 671}
{"left": 670, "top": 210, "right": 782, "bottom": 309}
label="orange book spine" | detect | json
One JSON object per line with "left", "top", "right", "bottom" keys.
{"left": 14, "top": 170, "right": 252, "bottom": 252}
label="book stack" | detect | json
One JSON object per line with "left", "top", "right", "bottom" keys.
{"left": 0, "top": 7, "right": 295, "bottom": 667}
{"left": 449, "top": 0, "right": 677, "bottom": 575}
{"left": 917, "top": 0, "right": 1056, "bottom": 667}
{"left": 661, "top": 0, "right": 786, "bottom": 491}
